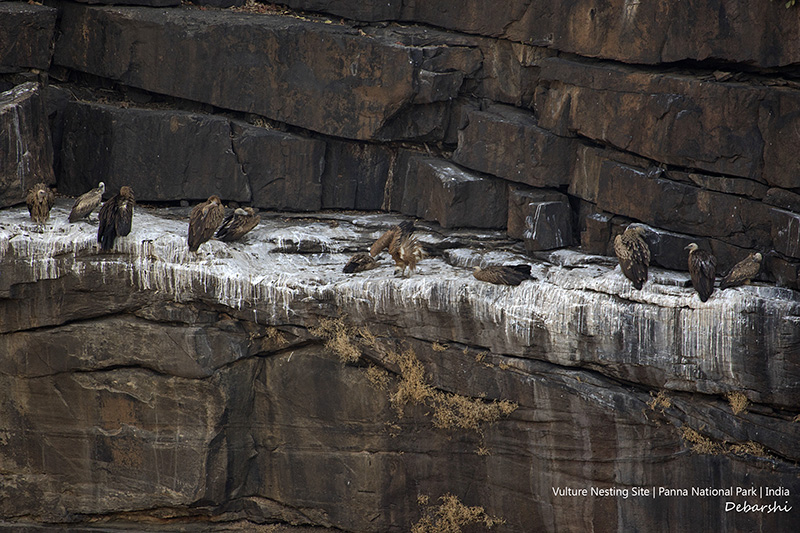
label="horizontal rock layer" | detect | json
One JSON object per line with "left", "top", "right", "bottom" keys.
{"left": 0, "top": 3, "right": 57, "bottom": 72}
{"left": 0, "top": 205, "right": 797, "bottom": 530}
{"left": 279, "top": 0, "right": 800, "bottom": 68}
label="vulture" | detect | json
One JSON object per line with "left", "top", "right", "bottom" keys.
{"left": 68, "top": 182, "right": 105, "bottom": 222}
{"left": 389, "top": 234, "right": 425, "bottom": 277}
{"left": 342, "top": 252, "right": 378, "bottom": 273}
{"left": 686, "top": 243, "right": 717, "bottom": 302}
{"left": 369, "top": 220, "right": 423, "bottom": 277}
{"left": 369, "top": 220, "right": 415, "bottom": 258}
{"left": 188, "top": 195, "right": 225, "bottom": 252}
{"left": 720, "top": 252, "right": 762, "bottom": 290}
{"left": 472, "top": 264, "right": 532, "bottom": 286}
{"left": 26, "top": 182, "right": 55, "bottom": 225}
{"left": 614, "top": 225, "right": 651, "bottom": 290}
{"left": 215, "top": 207, "right": 260, "bottom": 242}
{"left": 97, "top": 186, "right": 135, "bottom": 251}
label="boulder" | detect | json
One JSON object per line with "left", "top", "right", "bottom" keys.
{"left": 0, "top": 82, "right": 55, "bottom": 208}
{"left": 403, "top": 156, "right": 508, "bottom": 229}
{"left": 0, "top": 3, "right": 57, "bottom": 72}
{"left": 507, "top": 185, "right": 573, "bottom": 251}
{"left": 53, "top": 4, "right": 479, "bottom": 141}
{"left": 321, "top": 140, "right": 393, "bottom": 210}
{"left": 231, "top": 121, "right": 325, "bottom": 212}
{"left": 453, "top": 104, "right": 575, "bottom": 188}
{"left": 58, "top": 101, "right": 252, "bottom": 202}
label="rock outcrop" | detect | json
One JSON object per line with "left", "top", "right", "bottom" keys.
{"left": 0, "top": 204, "right": 798, "bottom": 531}
{"left": 2, "top": 0, "right": 800, "bottom": 530}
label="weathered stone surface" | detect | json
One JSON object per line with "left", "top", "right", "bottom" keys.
{"left": 0, "top": 82, "right": 55, "bottom": 208}
{"left": 468, "top": 39, "right": 548, "bottom": 107}
{"left": 70, "top": 0, "right": 179, "bottom": 6}
{"left": 537, "top": 57, "right": 800, "bottom": 186}
{"left": 770, "top": 207, "right": 800, "bottom": 260}
{"left": 0, "top": 3, "right": 57, "bottom": 72}
{"left": 277, "top": 0, "right": 401, "bottom": 21}
{"left": 589, "top": 158, "right": 771, "bottom": 250}
{"left": 321, "top": 140, "right": 392, "bottom": 210}
{"left": 59, "top": 101, "right": 252, "bottom": 202}
{"left": 453, "top": 104, "right": 574, "bottom": 188}
{"left": 764, "top": 187, "right": 800, "bottom": 214}
{"left": 286, "top": 0, "right": 800, "bottom": 68}
{"left": 580, "top": 212, "right": 612, "bottom": 256}
{"left": 53, "top": 4, "right": 479, "bottom": 141}
{"left": 402, "top": 156, "right": 507, "bottom": 228}
{"left": 507, "top": 185, "right": 573, "bottom": 251}
{"left": 0, "top": 206, "right": 798, "bottom": 531}
{"left": 231, "top": 121, "right": 325, "bottom": 211}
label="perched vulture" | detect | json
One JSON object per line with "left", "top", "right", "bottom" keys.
{"left": 188, "top": 195, "right": 225, "bottom": 252}
{"left": 216, "top": 207, "right": 260, "bottom": 242}
{"left": 97, "top": 186, "right": 135, "bottom": 251}
{"left": 26, "top": 182, "right": 55, "bottom": 225}
{"left": 369, "top": 220, "right": 415, "bottom": 258}
{"left": 390, "top": 234, "right": 425, "bottom": 277}
{"left": 720, "top": 252, "right": 762, "bottom": 290}
{"left": 68, "top": 182, "right": 105, "bottom": 222}
{"left": 686, "top": 243, "right": 717, "bottom": 302}
{"left": 342, "top": 252, "right": 378, "bottom": 274}
{"left": 614, "top": 225, "right": 651, "bottom": 290}
{"left": 472, "top": 264, "right": 532, "bottom": 286}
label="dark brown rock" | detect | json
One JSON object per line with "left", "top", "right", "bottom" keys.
{"left": 276, "top": 0, "right": 402, "bottom": 20}
{"left": 580, "top": 212, "right": 613, "bottom": 256}
{"left": 591, "top": 158, "right": 771, "bottom": 250}
{"left": 0, "top": 210, "right": 798, "bottom": 531}
{"left": 770, "top": 207, "right": 800, "bottom": 260}
{"left": 0, "top": 3, "right": 57, "bottom": 72}
{"left": 402, "top": 0, "right": 800, "bottom": 68}
{"left": 469, "top": 39, "right": 549, "bottom": 107}
{"left": 537, "top": 57, "right": 800, "bottom": 188}
{"left": 231, "top": 121, "right": 325, "bottom": 211}
{"left": 59, "top": 101, "right": 252, "bottom": 202}
{"left": 0, "top": 82, "right": 55, "bottom": 208}
{"left": 507, "top": 185, "right": 573, "bottom": 251}
{"left": 321, "top": 140, "right": 393, "bottom": 210}
{"left": 53, "top": 4, "right": 478, "bottom": 141}
{"left": 70, "top": 0, "right": 179, "bottom": 5}
{"left": 403, "top": 156, "right": 507, "bottom": 229}
{"left": 453, "top": 104, "right": 575, "bottom": 188}
{"left": 764, "top": 187, "right": 800, "bottom": 213}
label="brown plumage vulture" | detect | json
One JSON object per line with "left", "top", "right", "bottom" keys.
{"left": 686, "top": 243, "right": 717, "bottom": 302}
{"left": 472, "top": 264, "right": 532, "bottom": 286}
{"left": 188, "top": 195, "right": 225, "bottom": 252}
{"left": 390, "top": 234, "right": 425, "bottom": 277}
{"left": 97, "top": 186, "right": 135, "bottom": 251}
{"left": 720, "top": 252, "right": 762, "bottom": 290}
{"left": 215, "top": 207, "right": 260, "bottom": 242}
{"left": 369, "top": 220, "right": 415, "bottom": 258}
{"left": 26, "top": 182, "right": 55, "bottom": 225}
{"left": 342, "top": 252, "right": 379, "bottom": 273}
{"left": 68, "top": 182, "right": 105, "bottom": 222}
{"left": 614, "top": 225, "right": 651, "bottom": 290}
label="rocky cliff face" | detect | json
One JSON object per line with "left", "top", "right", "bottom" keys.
{"left": 1, "top": 0, "right": 800, "bottom": 531}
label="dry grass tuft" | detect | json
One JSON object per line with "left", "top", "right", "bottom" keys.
{"left": 365, "top": 365, "right": 390, "bottom": 391}
{"left": 430, "top": 392, "right": 517, "bottom": 433}
{"left": 412, "top": 494, "right": 504, "bottom": 533}
{"left": 432, "top": 342, "right": 449, "bottom": 352}
{"left": 647, "top": 390, "right": 672, "bottom": 412}
{"left": 725, "top": 391, "right": 750, "bottom": 415}
{"left": 265, "top": 326, "right": 288, "bottom": 346}
{"left": 309, "top": 317, "right": 362, "bottom": 363}
{"left": 680, "top": 426, "right": 724, "bottom": 455}
{"left": 794, "top": 414, "right": 800, "bottom": 423}
{"left": 729, "top": 441, "right": 769, "bottom": 458}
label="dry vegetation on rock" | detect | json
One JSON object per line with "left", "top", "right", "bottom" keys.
{"left": 411, "top": 494, "right": 504, "bottom": 533}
